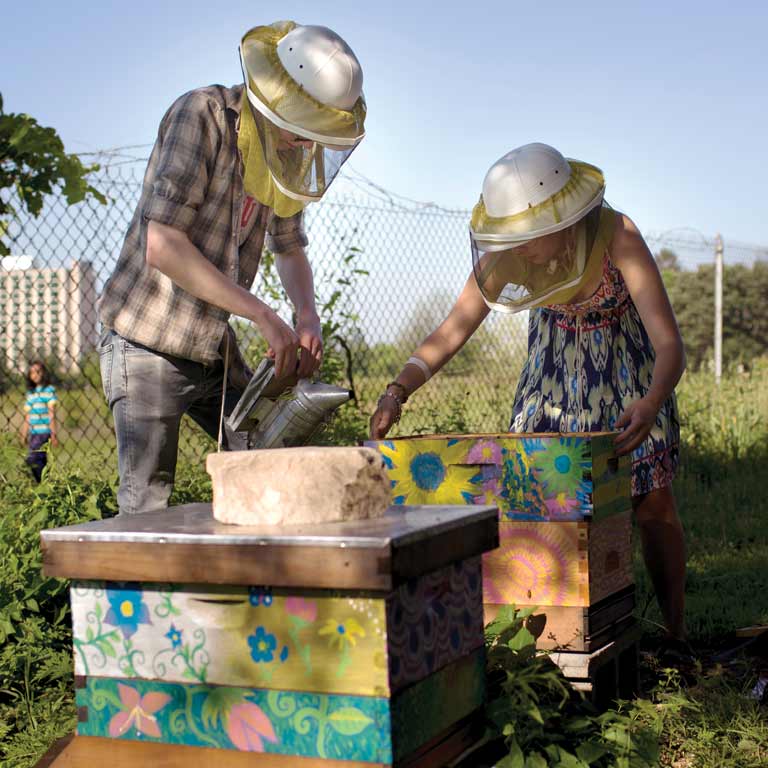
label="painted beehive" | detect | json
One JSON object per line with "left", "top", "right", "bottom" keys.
{"left": 365, "top": 433, "right": 634, "bottom": 650}
{"left": 41, "top": 502, "right": 498, "bottom": 766}
{"left": 364, "top": 432, "right": 630, "bottom": 522}
{"left": 484, "top": 584, "right": 636, "bottom": 652}
{"left": 482, "top": 510, "right": 633, "bottom": 608}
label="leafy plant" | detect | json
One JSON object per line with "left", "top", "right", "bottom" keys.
{"left": 484, "top": 606, "right": 660, "bottom": 767}
{"left": 0, "top": 93, "right": 106, "bottom": 255}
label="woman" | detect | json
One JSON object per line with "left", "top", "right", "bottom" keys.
{"left": 370, "top": 143, "right": 687, "bottom": 641}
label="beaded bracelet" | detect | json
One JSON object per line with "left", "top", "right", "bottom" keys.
{"left": 386, "top": 380, "right": 409, "bottom": 403}
{"left": 377, "top": 391, "right": 403, "bottom": 424}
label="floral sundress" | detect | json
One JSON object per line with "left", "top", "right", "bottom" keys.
{"left": 510, "top": 250, "right": 680, "bottom": 496}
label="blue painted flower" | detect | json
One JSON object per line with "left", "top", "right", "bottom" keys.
{"left": 105, "top": 586, "right": 151, "bottom": 639}
{"left": 165, "top": 624, "right": 183, "bottom": 649}
{"left": 248, "top": 586, "right": 273, "bottom": 607}
{"left": 410, "top": 452, "right": 445, "bottom": 491}
{"left": 248, "top": 626, "right": 277, "bottom": 663}
{"left": 280, "top": 645, "right": 289, "bottom": 663}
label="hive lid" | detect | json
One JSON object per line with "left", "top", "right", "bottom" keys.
{"left": 41, "top": 503, "right": 498, "bottom": 591}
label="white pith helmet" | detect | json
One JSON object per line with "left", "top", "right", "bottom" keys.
{"left": 483, "top": 143, "right": 572, "bottom": 217}
{"left": 240, "top": 21, "right": 366, "bottom": 146}
{"left": 471, "top": 143, "right": 605, "bottom": 246}
{"left": 276, "top": 25, "right": 363, "bottom": 112}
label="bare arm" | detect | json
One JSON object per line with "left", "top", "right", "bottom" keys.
{"left": 275, "top": 249, "right": 323, "bottom": 377}
{"left": 611, "top": 214, "right": 686, "bottom": 453}
{"left": 370, "top": 273, "right": 490, "bottom": 438}
{"left": 145, "top": 220, "right": 300, "bottom": 377}
{"left": 48, "top": 402, "right": 58, "bottom": 446}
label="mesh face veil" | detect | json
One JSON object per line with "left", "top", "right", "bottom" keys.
{"left": 239, "top": 21, "right": 366, "bottom": 202}
{"left": 470, "top": 144, "right": 608, "bottom": 312}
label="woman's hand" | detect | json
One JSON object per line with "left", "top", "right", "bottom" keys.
{"left": 369, "top": 395, "right": 400, "bottom": 440}
{"left": 614, "top": 397, "right": 659, "bottom": 455}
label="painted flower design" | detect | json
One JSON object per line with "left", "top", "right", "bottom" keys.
{"left": 248, "top": 586, "right": 273, "bottom": 607}
{"left": 285, "top": 596, "right": 318, "bottom": 623}
{"left": 108, "top": 683, "right": 171, "bottom": 739}
{"left": 226, "top": 701, "right": 278, "bottom": 751}
{"left": 105, "top": 587, "right": 151, "bottom": 638}
{"left": 378, "top": 439, "right": 479, "bottom": 505}
{"left": 466, "top": 439, "right": 502, "bottom": 465}
{"left": 164, "top": 624, "right": 183, "bottom": 649}
{"left": 535, "top": 438, "right": 590, "bottom": 498}
{"left": 544, "top": 492, "right": 582, "bottom": 521}
{"left": 319, "top": 617, "right": 366, "bottom": 650}
{"left": 248, "top": 626, "right": 277, "bottom": 663}
{"left": 474, "top": 477, "right": 503, "bottom": 507}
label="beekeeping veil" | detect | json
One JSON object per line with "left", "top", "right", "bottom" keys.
{"left": 470, "top": 143, "right": 612, "bottom": 312}
{"left": 238, "top": 21, "right": 366, "bottom": 206}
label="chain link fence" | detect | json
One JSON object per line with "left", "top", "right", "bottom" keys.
{"left": 1, "top": 158, "right": 766, "bottom": 467}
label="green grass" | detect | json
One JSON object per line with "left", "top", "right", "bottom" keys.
{"left": 1, "top": 361, "right": 767, "bottom": 766}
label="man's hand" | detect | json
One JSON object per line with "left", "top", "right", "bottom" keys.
{"left": 614, "top": 397, "right": 659, "bottom": 456}
{"left": 253, "top": 306, "right": 300, "bottom": 378}
{"left": 295, "top": 311, "right": 323, "bottom": 379}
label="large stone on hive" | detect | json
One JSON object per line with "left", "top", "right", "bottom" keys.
{"left": 206, "top": 446, "right": 391, "bottom": 525}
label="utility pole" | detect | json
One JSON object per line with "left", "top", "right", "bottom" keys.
{"left": 714, "top": 234, "right": 723, "bottom": 385}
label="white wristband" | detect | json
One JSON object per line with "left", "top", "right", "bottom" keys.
{"left": 406, "top": 356, "right": 432, "bottom": 382}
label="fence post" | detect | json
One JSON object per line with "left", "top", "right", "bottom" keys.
{"left": 714, "top": 233, "right": 723, "bottom": 385}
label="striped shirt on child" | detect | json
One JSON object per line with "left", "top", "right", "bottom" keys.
{"left": 24, "top": 385, "right": 57, "bottom": 435}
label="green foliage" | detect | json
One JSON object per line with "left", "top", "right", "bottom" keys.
{"left": 485, "top": 606, "right": 660, "bottom": 767}
{"left": 663, "top": 262, "right": 768, "bottom": 370}
{"left": 0, "top": 92, "right": 106, "bottom": 255}
{"left": 631, "top": 667, "right": 768, "bottom": 768}
{"left": 634, "top": 360, "right": 768, "bottom": 639}
{"left": 234, "top": 242, "right": 373, "bottom": 446}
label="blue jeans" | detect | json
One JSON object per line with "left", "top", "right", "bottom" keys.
{"left": 26, "top": 432, "right": 50, "bottom": 483}
{"left": 98, "top": 330, "right": 247, "bottom": 515}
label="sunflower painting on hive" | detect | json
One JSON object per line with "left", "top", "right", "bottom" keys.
{"left": 533, "top": 437, "right": 592, "bottom": 510}
{"left": 377, "top": 439, "right": 481, "bottom": 505}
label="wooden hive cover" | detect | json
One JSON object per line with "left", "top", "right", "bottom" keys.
{"left": 40, "top": 503, "right": 498, "bottom": 591}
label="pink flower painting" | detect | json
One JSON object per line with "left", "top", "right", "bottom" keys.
{"left": 226, "top": 701, "right": 278, "bottom": 751}
{"left": 466, "top": 439, "right": 503, "bottom": 466}
{"left": 285, "top": 596, "right": 318, "bottom": 623}
{"left": 108, "top": 683, "right": 171, "bottom": 739}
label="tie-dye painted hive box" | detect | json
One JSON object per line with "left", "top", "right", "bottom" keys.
{"left": 41, "top": 502, "right": 498, "bottom": 765}
{"left": 364, "top": 432, "right": 630, "bottom": 522}
{"left": 365, "top": 433, "right": 633, "bottom": 615}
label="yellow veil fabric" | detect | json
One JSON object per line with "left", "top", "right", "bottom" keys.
{"left": 474, "top": 204, "right": 618, "bottom": 311}
{"left": 537, "top": 204, "right": 617, "bottom": 306}
{"left": 236, "top": 94, "right": 305, "bottom": 219}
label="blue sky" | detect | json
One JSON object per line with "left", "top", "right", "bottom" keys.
{"left": 3, "top": 0, "right": 767, "bottom": 243}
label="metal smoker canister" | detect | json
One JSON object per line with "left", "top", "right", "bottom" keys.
{"left": 246, "top": 378, "right": 351, "bottom": 448}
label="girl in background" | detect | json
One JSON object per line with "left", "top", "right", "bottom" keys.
{"left": 21, "top": 360, "right": 58, "bottom": 482}
{"left": 370, "top": 143, "right": 687, "bottom": 643}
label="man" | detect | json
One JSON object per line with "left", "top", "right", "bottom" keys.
{"left": 98, "top": 21, "right": 366, "bottom": 514}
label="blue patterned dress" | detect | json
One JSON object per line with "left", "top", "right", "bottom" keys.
{"left": 510, "top": 250, "right": 680, "bottom": 496}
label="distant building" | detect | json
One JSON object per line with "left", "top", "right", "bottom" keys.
{"left": 0, "top": 259, "right": 98, "bottom": 373}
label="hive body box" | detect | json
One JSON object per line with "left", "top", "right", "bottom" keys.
{"left": 365, "top": 433, "right": 634, "bottom": 652}
{"left": 39, "top": 503, "right": 498, "bottom": 767}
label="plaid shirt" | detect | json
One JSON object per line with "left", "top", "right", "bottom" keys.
{"left": 99, "top": 84, "right": 308, "bottom": 369}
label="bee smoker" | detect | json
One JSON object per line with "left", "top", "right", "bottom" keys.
{"left": 225, "top": 359, "right": 351, "bottom": 449}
